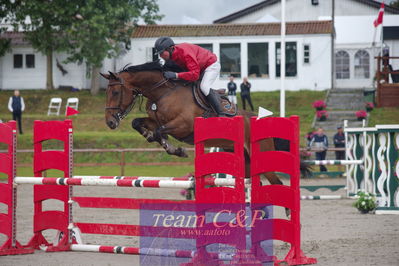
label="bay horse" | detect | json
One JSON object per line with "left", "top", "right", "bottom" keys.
{"left": 101, "top": 61, "right": 309, "bottom": 188}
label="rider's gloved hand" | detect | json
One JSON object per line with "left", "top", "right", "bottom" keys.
{"left": 164, "top": 71, "right": 177, "bottom": 79}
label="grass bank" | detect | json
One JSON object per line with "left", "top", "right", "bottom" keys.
{"left": 1, "top": 89, "right": 398, "bottom": 177}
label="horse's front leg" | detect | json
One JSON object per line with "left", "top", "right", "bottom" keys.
{"left": 132, "top": 117, "right": 158, "bottom": 142}
{"left": 132, "top": 118, "right": 188, "bottom": 158}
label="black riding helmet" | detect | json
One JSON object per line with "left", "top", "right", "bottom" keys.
{"left": 154, "top": 37, "right": 175, "bottom": 55}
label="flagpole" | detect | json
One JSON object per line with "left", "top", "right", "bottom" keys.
{"left": 280, "top": 0, "right": 286, "bottom": 117}
{"left": 372, "top": 26, "right": 377, "bottom": 89}
{"left": 379, "top": 1, "right": 384, "bottom": 72}
{"left": 373, "top": 1, "right": 385, "bottom": 87}
{"left": 380, "top": 18, "right": 383, "bottom": 64}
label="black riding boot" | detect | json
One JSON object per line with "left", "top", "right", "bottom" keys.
{"left": 206, "top": 89, "right": 227, "bottom": 117}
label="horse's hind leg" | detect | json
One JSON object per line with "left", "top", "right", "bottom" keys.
{"left": 261, "top": 172, "right": 291, "bottom": 217}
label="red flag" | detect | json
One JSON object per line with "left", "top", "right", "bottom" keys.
{"left": 373, "top": 2, "right": 384, "bottom": 27}
{"left": 66, "top": 106, "right": 79, "bottom": 116}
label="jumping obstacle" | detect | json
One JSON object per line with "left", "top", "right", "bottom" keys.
{"left": 299, "top": 159, "right": 360, "bottom": 200}
{"left": 304, "top": 160, "right": 363, "bottom": 165}
{"left": 303, "top": 120, "right": 399, "bottom": 210}
{"left": 0, "top": 121, "right": 34, "bottom": 255}
{"left": 0, "top": 117, "right": 316, "bottom": 265}
{"left": 15, "top": 175, "right": 249, "bottom": 187}
{"left": 297, "top": 159, "right": 356, "bottom": 200}
{"left": 344, "top": 120, "right": 399, "bottom": 214}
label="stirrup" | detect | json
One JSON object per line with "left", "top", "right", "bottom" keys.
{"left": 206, "top": 89, "right": 234, "bottom": 117}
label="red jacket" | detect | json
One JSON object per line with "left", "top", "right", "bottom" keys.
{"left": 171, "top": 43, "right": 217, "bottom": 81}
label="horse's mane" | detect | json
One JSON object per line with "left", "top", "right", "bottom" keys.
{"left": 122, "top": 61, "right": 163, "bottom": 73}
{"left": 121, "top": 60, "right": 185, "bottom": 73}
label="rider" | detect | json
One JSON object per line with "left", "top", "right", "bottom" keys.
{"left": 154, "top": 36, "right": 229, "bottom": 117}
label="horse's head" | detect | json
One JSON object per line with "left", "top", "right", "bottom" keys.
{"left": 101, "top": 71, "right": 138, "bottom": 129}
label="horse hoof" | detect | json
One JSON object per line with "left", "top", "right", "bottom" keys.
{"left": 177, "top": 147, "right": 188, "bottom": 158}
{"left": 285, "top": 208, "right": 291, "bottom": 218}
{"left": 146, "top": 135, "right": 155, "bottom": 142}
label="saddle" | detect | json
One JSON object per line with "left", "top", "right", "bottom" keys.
{"left": 192, "top": 84, "right": 237, "bottom": 117}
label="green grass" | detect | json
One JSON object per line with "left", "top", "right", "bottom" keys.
{"left": 1, "top": 89, "right": 398, "bottom": 179}
{"left": 1, "top": 89, "right": 326, "bottom": 144}
{"left": 13, "top": 165, "right": 194, "bottom": 178}
{"left": 368, "top": 106, "right": 399, "bottom": 126}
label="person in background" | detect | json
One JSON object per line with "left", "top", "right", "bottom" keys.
{"left": 227, "top": 75, "right": 237, "bottom": 105}
{"left": 305, "top": 130, "right": 315, "bottom": 147}
{"left": 308, "top": 127, "right": 328, "bottom": 172}
{"left": 333, "top": 126, "right": 346, "bottom": 174}
{"left": 8, "top": 90, "right": 25, "bottom": 134}
{"left": 240, "top": 77, "right": 254, "bottom": 111}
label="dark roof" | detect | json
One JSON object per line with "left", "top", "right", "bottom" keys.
{"left": 0, "top": 32, "right": 29, "bottom": 46}
{"left": 213, "top": 0, "right": 399, "bottom": 24}
{"left": 132, "top": 21, "right": 333, "bottom": 38}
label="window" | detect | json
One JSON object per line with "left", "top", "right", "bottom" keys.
{"left": 26, "top": 54, "right": 35, "bottom": 68}
{"left": 146, "top": 47, "right": 158, "bottom": 62}
{"left": 248, "top": 43, "right": 268, "bottom": 78}
{"left": 13, "top": 54, "right": 23, "bottom": 68}
{"left": 303, "top": 44, "right": 310, "bottom": 64}
{"left": 276, "top": 42, "right": 297, "bottom": 77}
{"left": 335, "top": 50, "right": 350, "bottom": 79}
{"left": 220, "top": 43, "right": 241, "bottom": 78}
{"left": 196, "top": 43, "right": 213, "bottom": 52}
{"left": 354, "top": 50, "right": 370, "bottom": 78}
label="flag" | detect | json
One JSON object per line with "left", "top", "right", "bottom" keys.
{"left": 66, "top": 106, "right": 79, "bottom": 116}
{"left": 257, "top": 107, "right": 273, "bottom": 120}
{"left": 373, "top": 2, "right": 384, "bottom": 27}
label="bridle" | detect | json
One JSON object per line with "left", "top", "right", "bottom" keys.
{"left": 104, "top": 72, "right": 172, "bottom": 122}
{"left": 105, "top": 77, "right": 139, "bottom": 122}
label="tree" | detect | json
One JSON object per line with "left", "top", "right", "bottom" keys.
{"left": 0, "top": 1, "right": 13, "bottom": 57}
{"left": 7, "top": 0, "right": 161, "bottom": 92}
{"left": 390, "top": 0, "right": 399, "bottom": 8}
{"left": 11, "top": 1, "right": 80, "bottom": 90}
{"left": 62, "top": 0, "right": 163, "bottom": 95}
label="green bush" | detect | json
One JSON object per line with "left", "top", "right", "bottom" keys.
{"left": 353, "top": 191, "right": 377, "bottom": 213}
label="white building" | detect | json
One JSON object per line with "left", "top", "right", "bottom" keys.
{"left": 0, "top": 30, "right": 122, "bottom": 90}
{"left": 0, "top": 32, "right": 94, "bottom": 90}
{"left": 129, "top": 21, "right": 333, "bottom": 92}
{"left": 213, "top": 0, "right": 399, "bottom": 89}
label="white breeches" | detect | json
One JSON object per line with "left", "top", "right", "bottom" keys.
{"left": 200, "top": 61, "right": 220, "bottom": 96}
{"left": 228, "top": 95, "right": 237, "bottom": 104}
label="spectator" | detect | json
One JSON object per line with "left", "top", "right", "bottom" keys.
{"left": 305, "top": 130, "right": 315, "bottom": 147}
{"left": 240, "top": 77, "right": 254, "bottom": 111}
{"left": 227, "top": 75, "right": 237, "bottom": 105}
{"left": 308, "top": 127, "right": 328, "bottom": 172}
{"left": 8, "top": 90, "right": 25, "bottom": 134}
{"left": 333, "top": 126, "right": 346, "bottom": 174}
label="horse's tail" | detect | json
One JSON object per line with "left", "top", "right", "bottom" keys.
{"left": 273, "top": 138, "right": 312, "bottom": 178}
{"left": 299, "top": 160, "right": 312, "bottom": 178}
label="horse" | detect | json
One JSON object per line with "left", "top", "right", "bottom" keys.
{"left": 101, "top": 61, "right": 309, "bottom": 190}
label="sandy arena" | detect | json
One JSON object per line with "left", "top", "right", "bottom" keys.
{"left": 1, "top": 177, "right": 398, "bottom": 266}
